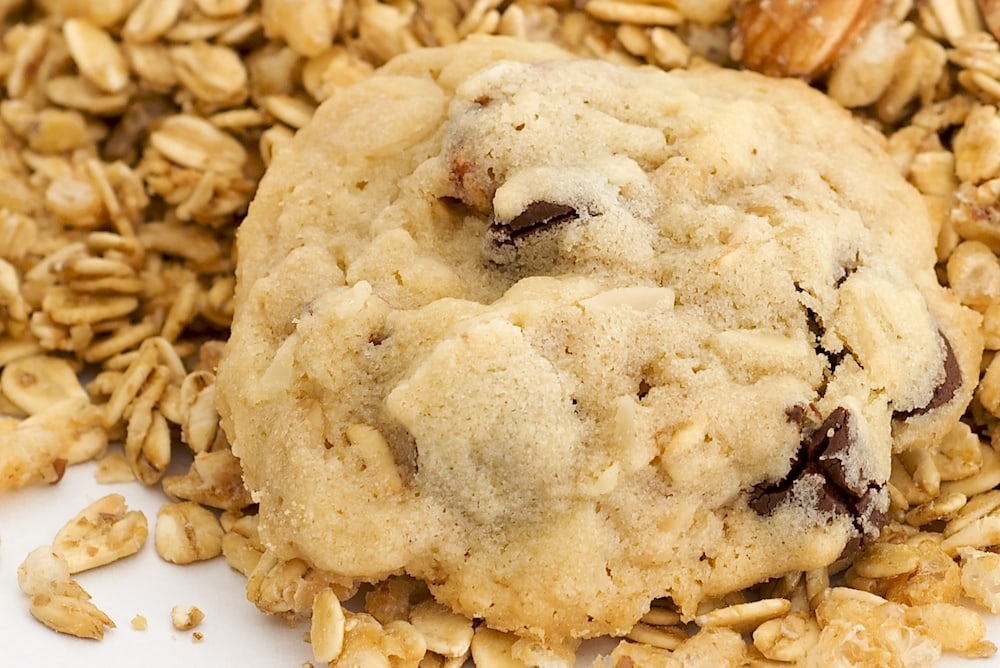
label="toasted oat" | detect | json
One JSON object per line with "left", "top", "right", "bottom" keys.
{"left": 161, "top": 449, "right": 252, "bottom": 510}
{"left": 625, "top": 622, "right": 688, "bottom": 650}
{"left": 220, "top": 512, "right": 263, "bottom": 576}
{"left": 0, "top": 354, "right": 88, "bottom": 416}
{"left": 694, "top": 598, "right": 792, "bottom": 633}
{"left": 17, "top": 547, "right": 115, "bottom": 640}
{"left": 95, "top": 450, "right": 137, "bottom": 484}
{"left": 311, "top": 589, "right": 346, "bottom": 664}
{"left": 30, "top": 593, "right": 117, "bottom": 641}
{"left": 752, "top": 611, "right": 820, "bottom": 663}
{"left": 245, "top": 550, "right": 356, "bottom": 620}
{"left": 154, "top": 501, "right": 224, "bottom": 564}
{"left": 0, "top": 398, "right": 106, "bottom": 492}
{"left": 52, "top": 493, "right": 148, "bottom": 573}
{"left": 407, "top": 600, "right": 474, "bottom": 659}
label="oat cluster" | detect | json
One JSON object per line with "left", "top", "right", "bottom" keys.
{"left": 5, "top": 0, "right": 1000, "bottom": 666}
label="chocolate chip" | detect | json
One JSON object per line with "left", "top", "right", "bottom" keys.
{"left": 750, "top": 407, "right": 888, "bottom": 549}
{"left": 785, "top": 404, "right": 806, "bottom": 426}
{"left": 489, "top": 201, "right": 579, "bottom": 247}
{"left": 894, "top": 333, "right": 961, "bottom": 420}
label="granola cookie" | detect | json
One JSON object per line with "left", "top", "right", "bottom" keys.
{"left": 216, "top": 35, "right": 981, "bottom": 644}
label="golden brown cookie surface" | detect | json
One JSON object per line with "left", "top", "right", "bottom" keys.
{"left": 216, "top": 35, "right": 981, "bottom": 643}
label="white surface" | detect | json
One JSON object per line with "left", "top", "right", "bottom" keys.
{"left": 1, "top": 459, "right": 998, "bottom": 667}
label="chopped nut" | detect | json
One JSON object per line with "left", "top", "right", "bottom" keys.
{"left": 733, "top": 0, "right": 886, "bottom": 80}
{"left": 344, "top": 423, "right": 404, "bottom": 495}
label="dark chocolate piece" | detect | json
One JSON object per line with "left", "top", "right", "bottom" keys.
{"left": 490, "top": 201, "right": 578, "bottom": 247}
{"left": 894, "top": 333, "right": 961, "bottom": 420}
{"left": 750, "top": 407, "right": 888, "bottom": 549}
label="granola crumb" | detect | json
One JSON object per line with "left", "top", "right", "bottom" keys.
{"left": 171, "top": 605, "right": 205, "bottom": 632}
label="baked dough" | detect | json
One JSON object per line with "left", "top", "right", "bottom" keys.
{"left": 216, "top": 35, "right": 981, "bottom": 643}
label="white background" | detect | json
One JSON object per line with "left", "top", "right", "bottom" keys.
{"left": 0, "top": 458, "right": 994, "bottom": 667}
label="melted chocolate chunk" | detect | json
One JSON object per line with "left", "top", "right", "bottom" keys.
{"left": 785, "top": 404, "right": 806, "bottom": 426}
{"left": 490, "top": 201, "right": 578, "bottom": 247}
{"left": 894, "top": 333, "right": 961, "bottom": 420}
{"left": 750, "top": 407, "right": 887, "bottom": 549}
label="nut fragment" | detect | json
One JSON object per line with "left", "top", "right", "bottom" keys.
{"left": 171, "top": 605, "right": 205, "bottom": 631}
{"left": 733, "top": 0, "right": 886, "bottom": 79}
{"left": 155, "top": 501, "right": 224, "bottom": 564}
{"left": 344, "top": 423, "right": 404, "bottom": 495}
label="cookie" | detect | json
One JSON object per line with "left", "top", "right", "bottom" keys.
{"left": 216, "top": 35, "right": 982, "bottom": 644}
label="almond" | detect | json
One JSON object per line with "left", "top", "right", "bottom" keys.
{"left": 733, "top": 0, "right": 888, "bottom": 80}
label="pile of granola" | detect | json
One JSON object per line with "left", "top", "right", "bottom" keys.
{"left": 5, "top": 0, "right": 1000, "bottom": 665}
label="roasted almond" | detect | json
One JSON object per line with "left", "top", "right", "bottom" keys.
{"left": 733, "top": 0, "right": 888, "bottom": 80}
